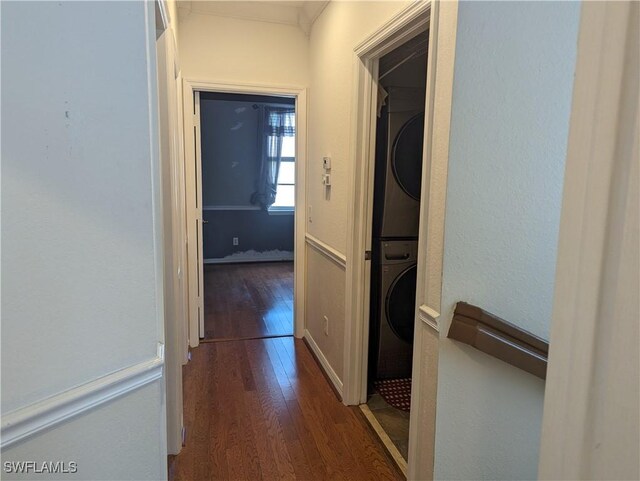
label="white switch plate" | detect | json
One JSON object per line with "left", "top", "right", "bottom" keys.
{"left": 233, "top": 237, "right": 239, "bottom": 246}
{"left": 323, "top": 156, "right": 331, "bottom": 170}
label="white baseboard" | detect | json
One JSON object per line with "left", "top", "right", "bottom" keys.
{"left": 204, "top": 250, "right": 294, "bottom": 264}
{"left": 303, "top": 329, "right": 344, "bottom": 398}
{"left": 1, "top": 344, "right": 165, "bottom": 449}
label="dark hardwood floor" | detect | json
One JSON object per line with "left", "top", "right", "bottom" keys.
{"left": 204, "top": 262, "right": 294, "bottom": 340}
{"left": 169, "top": 337, "right": 404, "bottom": 481}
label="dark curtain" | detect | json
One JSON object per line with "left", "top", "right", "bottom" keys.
{"left": 251, "top": 107, "right": 295, "bottom": 209}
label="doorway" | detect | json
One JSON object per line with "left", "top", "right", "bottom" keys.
{"left": 342, "top": 1, "right": 456, "bottom": 478}
{"left": 198, "top": 92, "right": 296, "bottom": 341}
{"left": 362, "top": 28, "right": 429, "bottom": 470}
{"left": 182, "top": 81, "right": 307, "bottom": 347}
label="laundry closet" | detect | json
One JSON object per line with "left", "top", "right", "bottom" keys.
{"left": 365, "top": 30, "right": 428, "bottom": 463}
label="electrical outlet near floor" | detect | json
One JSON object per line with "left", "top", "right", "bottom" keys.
{"left": 233, "top": 237, "right": 239, "bottom": 246}
{"left": 323, "top": 315, "right": 329, "bottom": 336}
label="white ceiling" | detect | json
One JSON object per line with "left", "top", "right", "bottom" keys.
{"left": 177, "top": 1, "right": 330, "bottom": 35}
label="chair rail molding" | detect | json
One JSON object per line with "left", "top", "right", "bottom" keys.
{"left": 305, "top": 233, "right": 347, "bottom": 269}
{"left": 418, "top": 304, "right": 440, "bottom": 333}
{"left": 1, "top": 344, "right": 165, "bottom": 449}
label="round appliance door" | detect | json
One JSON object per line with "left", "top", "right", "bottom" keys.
{"left": 391, "top": 112, "right": 425, "bottom": 200}
{"left": 385, "top": 264, "right": 417, "bottom": 344}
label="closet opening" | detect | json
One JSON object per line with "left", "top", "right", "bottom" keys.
{"left": 361, "top": 28, "right": 429, "bottom": 472}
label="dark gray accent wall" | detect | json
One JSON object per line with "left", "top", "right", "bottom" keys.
{"left": 200, "top": 99, "right": 259, "bottom": 207}
{"left": 199, "top": 93, "right": 295, "bottom": 260}
{"left": 202, "top": 210, "right": 294, "bottom": 259}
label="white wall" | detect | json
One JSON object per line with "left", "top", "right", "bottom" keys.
{"left": 305, "top": 0, "right": 411, "bottom": 387}
{"left": 178, "top": 11, "right": 309, "bottom": 86}
{"left": 539, "top": 2, "right": 639, "bottom": 478}
{"left": 431, "top": 2, "right": 580, "bottom": 480}
{"left": 1, "top": 1, "right": 167, "bottom": 478}
{"left": 3, "top": 384, "right": 166, "bottom": 481}
{"left": 307, "top": 0, "right": 411, "bottom": 253}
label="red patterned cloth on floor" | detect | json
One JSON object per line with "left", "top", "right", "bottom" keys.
{"left": 374, "top": 378, "right": 411, "bottom": 412}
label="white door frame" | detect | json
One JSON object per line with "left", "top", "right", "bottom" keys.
{"left": 155, "top": 6, "right": 189, "bottom": 456}
{"left": 343, "top": 0, "right": 431, "bottom": 408}
{"left": 175, "top": 70, "right": 191, "bottom": 365}
{"left": 539, "top": 1, "right": 639, "bottom": 478}
{"left": 182, "top": 79, "right": 307, "bottom": 345}
{"left": 343, "top": 0, "right": 459, "bottom": 478}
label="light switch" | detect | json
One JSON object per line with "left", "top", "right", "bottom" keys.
{"left": 323, "top": 156, "right": 331, "bottom": 170}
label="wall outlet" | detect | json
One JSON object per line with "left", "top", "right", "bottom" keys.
{"left": 233, "top": 237, "right": 239, "bottom": 246}
{"left": 323, "top": 315, "right": 329, "bottom": 336}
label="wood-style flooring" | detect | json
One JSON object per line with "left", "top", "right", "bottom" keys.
{"left": 168, "top": 337, "right": 404, "bottom": 481}
{"left": 204, "top": 262, "right": 293, "bottom": 340}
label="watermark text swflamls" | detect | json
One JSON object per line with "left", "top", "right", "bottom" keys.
{"left": 3, "top": 461, "right": 78, "bottom": 474}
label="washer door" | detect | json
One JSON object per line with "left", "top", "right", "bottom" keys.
{"left": 392, "top": 113, "right": 425, "bottom": 200}
{"left": 385, "top": 264, "right": 417, "bottom": 344}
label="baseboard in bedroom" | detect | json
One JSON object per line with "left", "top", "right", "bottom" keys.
{"left": 303, "top": 330, "right": 344, "bottom": 401}
{"left": 204, "top": 250, "right": 294, "bottom": 264}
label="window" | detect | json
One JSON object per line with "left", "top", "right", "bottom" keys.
{"left": 269, "top": 124, "right": 295, "bottom": 212}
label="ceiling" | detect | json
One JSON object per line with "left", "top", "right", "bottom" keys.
{"left": 177, "top": 1, "right": 330, "bottom": 35}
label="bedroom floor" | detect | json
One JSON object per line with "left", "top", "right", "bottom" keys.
{"left": 203, "top": 262, "right": 294, "bottom": 340}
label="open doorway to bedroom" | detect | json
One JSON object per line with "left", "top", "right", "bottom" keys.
{"left": 189, "top": 90, "right": 299, "bottom": 342}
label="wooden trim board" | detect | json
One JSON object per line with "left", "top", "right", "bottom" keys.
{"left": 448, "top": 302, "right": 549, "bottom": 379}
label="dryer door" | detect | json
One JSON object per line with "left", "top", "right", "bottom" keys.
{"left": 385, "top": 264, "right": 417, "bottom": 344}
{"left": 392, "top": 112, "right": 425, "bottom": 201}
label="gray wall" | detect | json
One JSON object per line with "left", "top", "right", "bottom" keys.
{"left": 199, "top": 94, "right": 295, "bottom": 260}
{"left": 203, "top": 210, "right": 294, "bottom": 259}
{"left": 200, "top": 98, "right": 259, "bottom": 207}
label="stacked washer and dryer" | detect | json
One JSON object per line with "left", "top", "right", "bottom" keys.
{"left": 369, "top": 85, "right": 426, "bottom": 383}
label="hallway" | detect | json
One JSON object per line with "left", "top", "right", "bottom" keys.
{"left": 169, "top": 337, "right": 403, "bottom": 481}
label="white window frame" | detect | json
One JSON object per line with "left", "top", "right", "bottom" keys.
{"left": 268, "top": 148, "right": 296, "bottom": 214}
